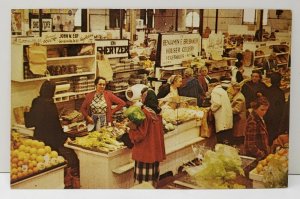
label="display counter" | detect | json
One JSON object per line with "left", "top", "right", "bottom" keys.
{"left": 65, "top": 118, "right": 205, "bottom": 188}
{"left": 11, "top": 164, "right": 66, "bottom": 189}
{"left": 157, "top": 155, "right": 256, "bottom": 189}
{"left": 64, "top": 144, "right": 133, "bottom": 189}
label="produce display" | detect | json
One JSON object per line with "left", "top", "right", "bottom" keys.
{"left": 161, "top": 105, "right": 204, "bottom": 125}
{"left": 250, "top": 147, "right": 288, "bottom": 188}
{"left": 160, "top": 96, "right": 204, "bottom": 132}
{"left": 70, "top": 127, "right": 125, "bottom": 153}
{"left": 185, "top": 144, "right": 246, "bottom": 189}
{"left": 10, "top": 132, "right": 65, "bottom": 183}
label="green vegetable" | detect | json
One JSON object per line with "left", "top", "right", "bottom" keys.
{"left": 190, "top": 144, "right": 245, "bottom": 189}
{"left": 262, "top": 159, "right": 288, "bottom": 188}
{"left": 124, "top": 106, "right": 146, "bottom": 125}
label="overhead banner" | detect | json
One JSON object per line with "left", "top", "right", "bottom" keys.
{"left": 96, "top": 40, "right": 129, "bottom": 58}
{"left": 159, "top": 33, "right": 201, "bottom": 66}
{"left": 40, "top": 32, "right": 95, "bottom": 44}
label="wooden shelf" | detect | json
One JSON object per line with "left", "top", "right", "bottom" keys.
{"left": 54, "top": 90, "right": 94, "bottom": 103}
{"left": 47, "top": 55, "right": 95, "bottom": 61}
{"left": 113, "top": 68, "right": 144, "bottom": 74}
{"left": 16, "top": 72, "right": 95, "bottom": 82}
{"left": 112, "top": 89, "right": 127, "bottom": 94}
{"left": 275, "top": 52, "right": 289, "bottom": 56}
{"left": 277, "top": 62, "right": 288, "bottom": 66}
{"left": 254, "top": 54, "right": 270, "bottom": 59}
{"left": 159, "top": 66, "right": 187, "bottom": 71}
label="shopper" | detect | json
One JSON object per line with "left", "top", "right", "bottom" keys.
{"left": 127, "top": 88, "right": 166, "bottom": 187}
{"left": 80, "top": 76, "right": 126, "bottom": 128}
{"left": 244, "top": 96, "right": 270, "bottom": 160}
{"left": 24, "top": 80, "right": 79, "bottom": 188}
{"left": 241, "top": 70, "right": 267, "bottom": 109}
{"left": 179, "top": 68, "right": 204, "bottom": 107}
{"left": 157, "top": 75, "right": 182, "bottom": 99}
{"left": 197, "top": 66, "right": 211, "bottom": 93}
{"left": 231, "top": 83, "right": 247, "bottom": 145}
{"left": 210, "top": 82, "right": 233, "bottom": 145}
{"left": 235, "top": 62, "right": 244, "bottom": 83}
{"left": 264, "top": 72, "right": 285, "bottom": 144}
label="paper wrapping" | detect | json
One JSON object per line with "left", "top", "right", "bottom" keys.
{"left": 28, "top": 45, "right": 47, "bottom": 75}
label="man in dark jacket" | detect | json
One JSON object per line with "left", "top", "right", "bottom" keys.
{"left": 179, "top": 68, "right": 204, "bottom": 107}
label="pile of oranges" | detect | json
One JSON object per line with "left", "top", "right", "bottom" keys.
{"left": 254, "top": 148, "right": 288, "bottom": 175}
{"left": 10, "top": 135, "right": 65, "bottom": 182}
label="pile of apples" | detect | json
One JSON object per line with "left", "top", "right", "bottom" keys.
{"left": 253, "top": 148, "right": 288, "bottom": 175}
{"left": 11, "top": 137, "right": 65, "bottom": 182}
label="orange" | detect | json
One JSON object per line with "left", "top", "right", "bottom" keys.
{"left": 22, "top": 171, "right": 28, "bottom": 177}
{"left": 266, "top": 154, "right": 274, "bottom": 162}
{"left": 11, "top": 163, "right": 17, "bottom": 169}
{"left": 11, "top": 174, "right": 18, "bottom": 181}
{"left": 17, "top": 172, "right": 24, "bottom": 179}
{"left": 17, "top": 161, "right": 24, "bottom": 167}
{"left": 11, "top": 157, "right": 18, "bottom": 164}
{"left": 28, "top": 162, "right": 34, "bottom": 170}
{"left": 260, "top": 159, "right": 268, "bottom": 166}
{"left": 256, "top": 164, "right": 264, "bottom": 173}
{"left": 11, "top": 168, "right": 18, "bottom": 175}
{"left": 27, "top": 169, "right": 33, "bottom": 175}
{"left": 32, "top": 167, "right": 39, "bottom": 173}
{"left": 17, "top": 167, "right": 22, "bottom": 172}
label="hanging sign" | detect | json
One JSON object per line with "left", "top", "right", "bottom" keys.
{"left": 159, "top": 33, "right": 201, "bottom": 66}
{"left": 96, "top": 40, "right": 129, "bottom": 58}
{"left": 31, "top": 18, "right": 52, "bottom": 32}
{"left": 40, "top": 32, "right": 94, "bottom": 44}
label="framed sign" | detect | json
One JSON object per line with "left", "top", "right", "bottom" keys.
{"left": 96, "top": 39, "right": 129, "bottom": 58}
{"left": 157, "top": 33, "right": 201, "bottom": 66}
{"left": 31, "top": 18, "right": 52, "bottom": 32}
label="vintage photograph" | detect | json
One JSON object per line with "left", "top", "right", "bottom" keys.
{"left": 11, "top": 9, "right": 291, "bottom": 189}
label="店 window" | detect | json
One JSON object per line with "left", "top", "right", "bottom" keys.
{"left": 186, "top": 11, "right": 200, "bottom": 28}
{"left": 243, "top": 9, "right": 268, "bottom": 25}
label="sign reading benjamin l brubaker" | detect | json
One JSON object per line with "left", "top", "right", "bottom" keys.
{"left": 160, "top": 34, "right": 201, "bottom": 66}
{"left": 96, "top": 40, "right": 129, "bottom": 58}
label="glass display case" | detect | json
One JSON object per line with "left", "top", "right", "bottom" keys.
{"left": 159, "top": 96, "right": 204, "bottom": 133}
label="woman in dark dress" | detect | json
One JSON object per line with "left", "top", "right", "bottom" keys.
{"left": 25, "top": 80, "right": 79, "bottom": 188}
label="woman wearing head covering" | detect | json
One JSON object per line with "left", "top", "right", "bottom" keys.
{"left": 25, "top": 80, "right": 66, "bottom": 150}
{"left": 24, "top": 80, "right": 79, "bottom": 188}
{"left": 127, "top": 88, "right": 166, "bottom": 187}
{"left": 157, "top": 75, "right": 182, "bottom": 99}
